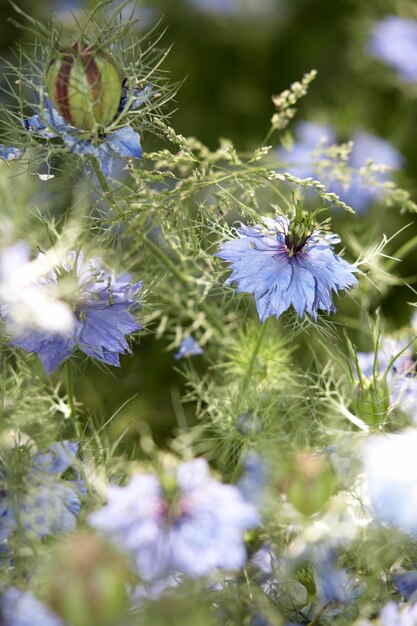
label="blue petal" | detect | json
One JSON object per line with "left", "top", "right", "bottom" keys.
{"left": 394, "top": 572, "right": 417, "bottom": 600}
{"left": 31, "top": 441, "right": 79, "bottom": 475}
{"left": 107, "top": 126, "right": 142, "bottom": 158}
{"left": 174, "top": 335, "right": 203, "bottom": 360}
{"left": 0, "top": 145, "right": 25, "bottom": 161}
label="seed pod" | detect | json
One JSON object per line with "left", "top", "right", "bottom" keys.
{"left": 46, "top": 43, "right": 122, "bottom": 131}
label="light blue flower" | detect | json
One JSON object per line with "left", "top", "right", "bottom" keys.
{"left": 1, "top": 588, "right": 66, "bottom": 626}
{"left": 368, "top": 16, "right": 417, "bottom": 82}
{"left": 0, "top": 441, "right": 84, "bottom": 541}
{"left": 216, "top": 215, "right": 357, "bottom": 322}
{"left": 328, "top": 132, "right": 403, "bottom": 212}
{"left": 238, "top": 452, "right": 267, "bottom": 506}
{"left": 1, "top": 250, "right": 142, "bottom": 374}
{"left": 0, "top": 83, "right": 151, "bottom": 176}
{"left": 312, "top": 545, "right": 361, "bottom": 608}
{"left": 379, "top": 601, "right": 417, "bottom": 626}
{"left": 0, "top": 145, "right": 25, "bottom": 162}
{"left": 88, "top": 458, "right": 259, "bottom": 581}
{"left": 363, "top": 429, "right": 417, "bottom": 536}
{"left": 174, "top": 335, "right": 203, "bottom": 360}
{"left": 394, "top": 571, "right": 417, "bottom": 600}
{"left": 277, "top": 122, "right": 336, "bottom": 179}
{"left": 278, "top": 123, "right": 402, "bottom": 212}
{"left": 187, "top": 0, "right": 276, "bottom": 19}
{"left": 23, "top": 90, "right": 145, "bottom": 176}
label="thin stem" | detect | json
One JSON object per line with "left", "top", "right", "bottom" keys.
{"left": 142, "top": 235, "right": 192, "bottom": 287}
{"left": 306, "top": 602, "right": 333, "bottom": 626}
{"left": 241, "top": 321, "right": 267, "bottom": 393}
{"left": 143, "top": 236, "right": 224, "bottom": 335}
{"left": 92, "top": 157, "right": 123, "bottom": 216}
{"left": 385, "top": 233, "right": 417, "bottom": 271}
{"left": 66, "top": 360, "right": 76, "bottom": 421}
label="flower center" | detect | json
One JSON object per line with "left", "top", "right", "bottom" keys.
{"left": 284, "top": 222, "right": 312, "bottom": 257}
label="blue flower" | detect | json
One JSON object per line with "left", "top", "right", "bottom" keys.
{"left": 1, "top": 250, "right": 142, "bottom": 374}
{"left": 368, "top": 16, "right": 417, "bottom": 82}
{"left": 328, "top": 132, "right": 403, "bottom": 213}
{"left": 394, "top": 571, "right": 417, "bottom": 600}
{"left": 363, "top": 429, "right": 417, "bottom": 536}
{"left": 1, "top": 588, "right": 66, "bottom": 626}
{"left": 24, "top": 86, "right": 148, "bottom": 176}
{"left": 174, "top": 335, "right": 203, "bottom": 360}
{"left": 216, "top": 215, "right": 357, "bottom": 322}
{"left": 2, "top": 83, "right": 151, "bottom": 176}
{"left": 88, "top": 458, "right": 259, "bottom": 581}
{"left": 277, "top": 121, "right": 336, "bottom": 179}
{"left": 0, "top": 441, "right": 84, "bottom": 541}
{"left": 0, "top": 145, "right": 25, "bottom": 162}
{"left": 278, "top": 123, "right": 402, "bottom": 212}
{"left": 238, "top": 452, "right": 267, "bottom": 506}
{"left": 379, "top": 601, "right": 417, "bottom": 626}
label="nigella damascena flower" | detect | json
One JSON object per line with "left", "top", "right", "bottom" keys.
{"left": 1, "top": 588, "right": 66, "bottom": 626}
{"left": 0, "top": 441, "right": 84, "bottom": 541}
{"left": 1, "top": 250, "right": 142, "bottom": 374}
{"left": 278, "top": 123, "right": 402, "bottom": 212}
{"left": 378, "top": 601, "right": 417, "bottom": 626}
{"left": 174, "top": 335, "right": 203, "bottom": 360}
{"left": 368, "top": 16, "right": 417, "bottom": 82}
{"left": 216, "top": 215, "right": 357, "bottom": 322}
{"left": 0, "top": 79, "right": 150, "bottom": 176}
{"left": 88, "top": 458, "right": 259, "bottom": 581}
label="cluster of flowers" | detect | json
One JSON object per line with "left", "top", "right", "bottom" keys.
{"left": 2, "top": 6, "right": 417, "bottom": 626}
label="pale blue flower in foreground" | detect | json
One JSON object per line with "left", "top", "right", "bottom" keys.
{"left": 174, "top": 335, "right": 203, "bottom": 360}
{"left": 88, "top": 458, "right": 259, "bottom": 581}
{"left": 1, "top": 588, "right": 66, "bottom": 626}
{"left": 378, "top": 601, "right": 417, "bottom": 626}
{"left": 363, "top": 429, "right": 417, "bottom": 536}
{"left": 368, "top": 16, "right": 417, "bottom": 82}
{"left": 1, "top": 250, "right": 142, "bottom": 374}
{"left": 0, "top": 441, "right": 83, "bottom": 541}
{"left": 216, "top": 215, "right": 357, "bottom": 321}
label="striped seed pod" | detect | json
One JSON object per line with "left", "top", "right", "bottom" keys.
{"left": 46, "top": 43, "right": 122, "bottom": 131}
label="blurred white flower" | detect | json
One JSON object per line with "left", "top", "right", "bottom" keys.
{"left": 0, "top": 242, "right": 74, "bottom": 335}
{"left": 363, "top": 429, "right": 417, "bottom": 536}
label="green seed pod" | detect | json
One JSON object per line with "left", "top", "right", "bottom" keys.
{"left": 46, "top": 43, "right": 122, "bottom": 131}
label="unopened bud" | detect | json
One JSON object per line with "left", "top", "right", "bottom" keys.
{"left": 46, "top": 43, "right": 122, "bottom": 131}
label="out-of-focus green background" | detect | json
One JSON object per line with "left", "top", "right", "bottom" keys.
{"left": 2, "top": 0, "right": 417, "bottom": 447}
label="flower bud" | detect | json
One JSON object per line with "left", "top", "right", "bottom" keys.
{"left": 46, "top": 43, "right": 122, "bottom": 131}
{"left": 281, "top": 452, "right": 335, "bottom": 517}
{"left": 43, "top": 530, "right": 129, "bottom": 626}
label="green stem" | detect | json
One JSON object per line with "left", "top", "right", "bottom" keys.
{"left": 92, "top": 157, "right": 123, "bottom": 216}
{"left": 142, "top": 236, "right": 192, "bottom": 287}
{"left": 143, "top": 236, "right": 224, "bottom": 335}
{"left": 66, "top": 360, "right": 76, "bottom": 421}
{"left": 306, "top": 602, "right": 333, "bottom": 626}
{"left": 385, "top": 233, "right": 417, "bottom": 271}
{"left": 241, "top": 321, "right": 267, "bottom": 393}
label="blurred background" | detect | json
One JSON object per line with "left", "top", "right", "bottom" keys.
{"left": 2, "top": 0, "right": 417, "bottom": 448}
